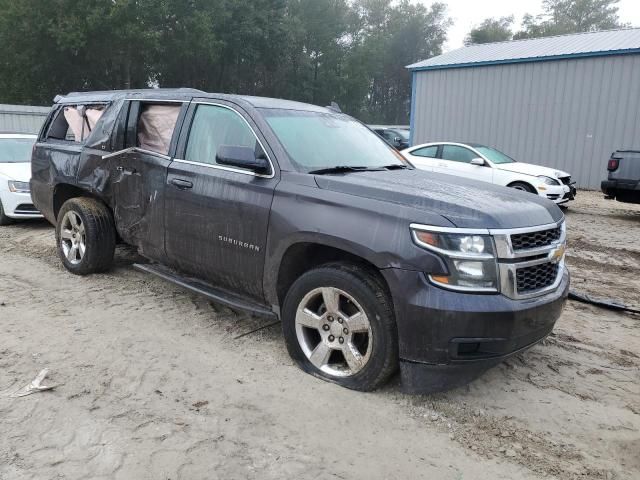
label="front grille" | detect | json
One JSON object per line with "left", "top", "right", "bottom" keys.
{"left": 14, "top": 203, "right": 39, "bottom": 214}
{"left": 560, "top": 176, "right": 572, "bottom": 185}
{"left": 511, "top": 226, "right": 561, "bottom": 250}
{"left": 516, "top": 262, "right": 559, "bottom": 293}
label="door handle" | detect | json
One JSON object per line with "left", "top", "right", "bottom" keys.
{"left": 171, "top": 178, "right": 193, "bottom": 190}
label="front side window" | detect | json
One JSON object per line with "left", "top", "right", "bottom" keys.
{"left": 441, "top": 145, "right": 477, "bottom": 163}
{"left": 0, "top": 138, "right": 35, "bottom": 163}
{"left": 185, "top": 105, "right": 259, "bottom": 167}
{"left": 411, "top": 146, "right": 438, "bottom": 158}
{"left": 261, "top": 109, "right": 405, "bottom": 172}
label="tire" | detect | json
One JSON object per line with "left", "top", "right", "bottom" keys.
{"left": 282, "top": 263, "right": 398, "bottom": 391}
{"left": 56, "top": 197, "right": 116, "bottom": 275}
{"left": 508, "top": 181, "right": 537, "bottom": 194}
{"left": 0, "top": 200, "right": 12, "bottom": 226}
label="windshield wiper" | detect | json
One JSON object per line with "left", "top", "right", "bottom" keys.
{"left": 381, "top": 164, "right": 410, "bottom": 170}
{"left": 308, "top": 165, "right": 384, "bottom": 175}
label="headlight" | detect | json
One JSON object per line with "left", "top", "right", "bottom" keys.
{"left": 537, "top": 175, "right": 560, "bottom": 186}
{"left": 411, "top": 228, "right": 499, "bottom": 292}
{"left": 8, "top": 181, "right": 30, "bottom": 193}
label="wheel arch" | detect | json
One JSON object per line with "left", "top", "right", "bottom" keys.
{"left": 274, "top": 241, "right": 392, "bottom": 309}
{"left": 507, "top": 180, "right": 538, "bottom": 193}
{"left": 53, "top": 184, "right": 107, "bottom": 222}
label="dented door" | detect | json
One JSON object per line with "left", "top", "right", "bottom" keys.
{"left": 109, "top": 149, "right": 171, "bottom": 260}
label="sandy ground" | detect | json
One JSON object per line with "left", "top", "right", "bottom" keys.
{"left": 0, "top": 190, "right": 638, "bottom": 480}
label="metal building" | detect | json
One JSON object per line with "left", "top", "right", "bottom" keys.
{"left": 0, "top": 104, "right": 50, "bottom": 134}
{"left": 407, "top": 28, "right": 640, "bottom": 188}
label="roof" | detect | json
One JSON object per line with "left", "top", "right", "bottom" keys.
{"left": 0, "top": 104, "right": 50, "bottom": 115}
{"left": 0, "top": 133, "right": 37, "bottom": 138}
{"left": 407, "top": 28, "right": 640, "bottom": 71}
{"left": 55, "top": 89, "right": 332, "bottom": 113}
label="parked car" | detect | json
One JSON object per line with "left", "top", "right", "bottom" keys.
{"left": 0, "top": 133, "right": 42, "bottom": 225}
{"left": 601, "top": 150, "right": 640, "bottom": 204}
{"left": 31, "top": 90, "right": 569, "bottom": 393}
{"left": 369, "top": 125, "right": 410, "bottom": 150}
{"left": 402, "top": 142, "right": 576, "bottom": 206}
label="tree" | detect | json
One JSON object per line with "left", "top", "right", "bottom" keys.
{"left": 514, "top": 0, "right": 626, "bottom": 39}
{"left": 465, "top": 16, "right": 514, "bottom": 45}
{"left": 0, "top": 0, "right": 450, "bottom": 124}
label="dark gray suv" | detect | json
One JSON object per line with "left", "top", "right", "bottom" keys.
{"left": 31, "top": 89, "right": 569, "bottom": 393}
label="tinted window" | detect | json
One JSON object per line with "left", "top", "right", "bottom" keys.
{"left": 185, "top": 105, "right": 259, "bottom": 167}
{"left": 411, "top": 146, "right": 438, "bottom": 158}
{"left": 0, "top": 138, "right": 35, "bottom": 163}
{"left": 441, "top": 145, "right": 476, "bottom": 163}
{"left": 262, "top": 109, "right": 404, "bottom": 171}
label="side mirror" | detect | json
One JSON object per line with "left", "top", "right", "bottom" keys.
{"left": 470, "top": 158, "right": 486, "bottom": 166}
{"left": 216, "top": 145, "right": 270, "bottom": 174}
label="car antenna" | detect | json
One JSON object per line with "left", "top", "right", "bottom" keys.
{"left": 326, "top": 101, "right": 342, "bottom": 113}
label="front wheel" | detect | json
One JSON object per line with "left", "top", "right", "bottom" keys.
{"left": 508, "top": 181, "right": 537, "bottom": 194}
{"left": 56, "top": 197, "right": 116, "bottom": 275}
{"left": 282, "top": 263, "right": 398, "bottom": 391}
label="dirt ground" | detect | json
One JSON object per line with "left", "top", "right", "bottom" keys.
{"left": 1, "top": 190, "right": 638, "bottom": 480}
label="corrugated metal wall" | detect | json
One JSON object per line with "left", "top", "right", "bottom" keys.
{"left": 0, "top": 104, "right": 50, "bottom": 134}
{"left": 411, "top": 54, "right": 640, "bottom": 189}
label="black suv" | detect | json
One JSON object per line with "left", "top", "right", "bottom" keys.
{"left": 31, "top": 89, "right": 569, "bottom": 393}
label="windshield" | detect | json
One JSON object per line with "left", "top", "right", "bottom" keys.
{"left": 0, "top": 138, "right": 35, "bottom": 163}
{"left": 474, "top": 146, "right": 515, "bottom": 164}
{"left": 261, "top": 109, "right": 406, "bottom": 172}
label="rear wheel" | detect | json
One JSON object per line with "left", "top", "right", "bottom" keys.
{"left": 56, "top": 197, "right": 116, "bottom": 275}
{"left": 282, "top": 263, "right": 398, "bottom": 391}
{"left": 508, "top": 181, "right": 537, "bottom": 194}
{"left": 0, "top": 200, "right": 12, "bottom": 226}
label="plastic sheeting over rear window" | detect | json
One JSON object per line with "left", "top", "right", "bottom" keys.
{"left": 63, "top": 106, "right": 105, "bottom": 142}
{"left": 137, "top": 104, "right": 181, "bottom": 155}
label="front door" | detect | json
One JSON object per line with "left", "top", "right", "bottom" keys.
{"left": 435, "top": 144, "right": 494, "bottom": 184}
{"left": 165, "top": 101, "right": 279, "bottom": 301}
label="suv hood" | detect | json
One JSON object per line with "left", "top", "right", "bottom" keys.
{"left": 0, "top": 162, "right": 31, "bottom": 182}
{"left": 495, "top": 162, "right": 570, "bottom": 179}
{"left": 315, "top": 169, "right": 562, "bottom": 229}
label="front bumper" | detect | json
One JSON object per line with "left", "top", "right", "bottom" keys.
{"left": 539, "top": 183, "right": 575, "bottom": 204}
{"left": 382, "top": 267, "right": 569, "bottom": 393}
{"left": 0, "top": 190, "right": 43, "bottom": 219}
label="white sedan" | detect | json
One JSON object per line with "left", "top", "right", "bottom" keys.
{"left": 402, "top": 142, "right": 576, "bottom": 205}
{"left": 0, "top": 133, "right": 42, "bottom": 225}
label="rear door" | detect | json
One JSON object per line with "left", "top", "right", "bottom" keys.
{"left": 165, "top": 100, "right": 279, "bottom": 301}
{"left": 105, "top": 100, "right": 187, "bottom": 261}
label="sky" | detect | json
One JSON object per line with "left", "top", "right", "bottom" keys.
{"left": 420, "top": 0, "right": 640, "bottom": 52}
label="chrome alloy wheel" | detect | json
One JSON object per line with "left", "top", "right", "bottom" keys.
{"left": 295, "top": 287, "right": 373, "bottom": 377}
{"left": 60, "top": 211, "right": 86, "bottom": 265}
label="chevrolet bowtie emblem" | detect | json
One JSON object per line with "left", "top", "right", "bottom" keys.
{"left": 551, "top": 244, "right": 566, "bottom": 263}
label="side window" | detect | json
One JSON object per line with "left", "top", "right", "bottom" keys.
{"left": 136, "top": 103, "right": 182, "bottom": 155}
{"left": 411, "top": 146, "right": 438, "bottom": 158}
{"left": 185, "top": 104, "right": 260, "bottom": 168}
{"left": 441, "top": 145, "right": 476, "bottom": 163}
{"left": 46, "top": 105, "right": 105, "bottom": 143}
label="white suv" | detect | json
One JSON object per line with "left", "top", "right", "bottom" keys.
{"left": 402, "top": 142, "right": 576, "bottom": 205}
{"left": 0, "top": 133, "right": 42, "bottom": 224}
